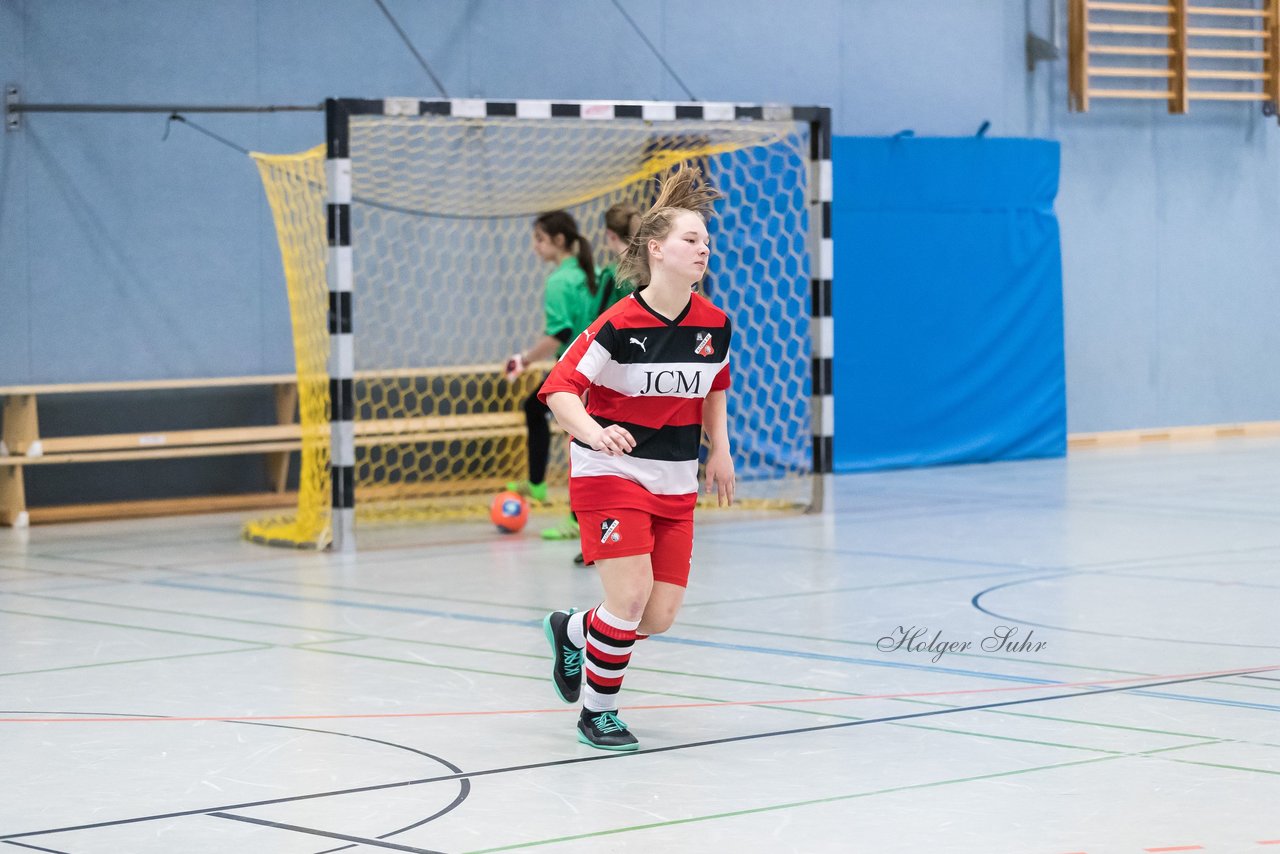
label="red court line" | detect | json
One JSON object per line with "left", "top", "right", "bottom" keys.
{"left": 1258, "top": 841, "right": 1280, "bottom": 846}
{"left": 1, "top": 662, "right": 1276, "bottom": 725}
{"left": 1145, "top": 847, "right": 1204, "bottom": 852}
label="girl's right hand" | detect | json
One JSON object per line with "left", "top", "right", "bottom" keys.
{"left": 589, "top": 423, "right": 636, "bottom": 456}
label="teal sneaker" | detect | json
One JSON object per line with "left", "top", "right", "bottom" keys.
{"left": 577, "top": 709, "right": 639, "bottom": 751}
{"left": 543, "top": 609, "right": 582, "bottom": 703}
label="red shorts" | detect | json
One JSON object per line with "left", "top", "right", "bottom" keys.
{"left": 576, "top": 508, "right": 695, "bottom": 588}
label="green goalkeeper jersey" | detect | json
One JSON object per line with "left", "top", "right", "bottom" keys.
{"left": 543, "top": 257, "right": 595, "bottom": 358}
{"left": 595, "top": 262, "right": 631, "bottom": 315}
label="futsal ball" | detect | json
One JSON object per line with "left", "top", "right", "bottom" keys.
{"left": 490, "top": 490, "right": 529, "bottom": 533}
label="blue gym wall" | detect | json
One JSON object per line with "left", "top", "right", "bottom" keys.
{"left": 3, "top": 0, "right": 1280, "bottom": 467}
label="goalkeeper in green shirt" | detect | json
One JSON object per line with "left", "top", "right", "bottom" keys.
{"left": 505, "top": 211, "right": 600, "bottom": 539}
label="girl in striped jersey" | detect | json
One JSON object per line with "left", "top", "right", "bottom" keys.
{"left": 538, "top": 166, "right": 735, "bottom": 750}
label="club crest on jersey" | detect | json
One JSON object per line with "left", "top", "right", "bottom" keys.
{"left": 694, "top": 331, "right": 715, "bottom": 357}
{"left": 600, "top": 518, "right": 622, "bottom": 544}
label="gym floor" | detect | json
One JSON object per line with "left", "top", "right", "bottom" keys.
{"left": 2, "top": 439, "right": 1278, "bottom": 853}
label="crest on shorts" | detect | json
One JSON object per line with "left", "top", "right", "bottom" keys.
{"left": 694, "top": 331, "right": 715, "bottom": 357}
{"left": 600, "top": 518, "right": 621, "bottom": 544}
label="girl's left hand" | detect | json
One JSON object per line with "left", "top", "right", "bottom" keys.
{"left": 704, "top": 449, "right": 736, "bottom": 507}
{"left": 504, "top": 353, "right": 526, "bottom": 381}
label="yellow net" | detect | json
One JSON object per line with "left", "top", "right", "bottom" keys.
{"left": 248, "top": 116, "right": 815, "bottom": 548}
{"left": 244, "top": 146, "right": 330, "bottom": 548}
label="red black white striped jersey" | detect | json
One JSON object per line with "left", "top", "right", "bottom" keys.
{"left": 538, "top": 290, "right": 732, "bottom": 518}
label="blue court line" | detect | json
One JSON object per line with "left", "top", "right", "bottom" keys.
{"left": 1132, "top": 691, "right": 1280, "bottom": 713}
{"left": 148, "top": 580, "right": 533, "bottom": 628}
{"left": 149, "top": 579, "right": 1280, "bottom": 713}
{"left": 146, "top": 580, "right": 1064, "bottom": 683}
{"left": 692, "top": 535, "right": 1054, "bottom": 572}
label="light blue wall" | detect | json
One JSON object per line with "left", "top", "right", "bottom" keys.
{"left": 3, "top": 0, "right": 1278, "bottom": 433}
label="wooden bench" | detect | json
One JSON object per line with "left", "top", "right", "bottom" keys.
{"left": 0, "top": 375, "right": 302, "bottom": 527}
{"left": 0, "top": 371, "right": 533, "bottom": 527}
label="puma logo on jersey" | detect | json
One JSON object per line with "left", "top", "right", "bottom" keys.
{"left": 629, "top": 336, "right": 648, "bottom": 353}
{"left": 694, "top": 331, "right": 715, "bottom": 357}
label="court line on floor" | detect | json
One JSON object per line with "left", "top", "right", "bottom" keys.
{"left": 11, "top": 583, "right": 1278, "bottom": 715}
{"left": 0, "top": 607, "right": 283, "bottom": 647}
{"left": 0, "top": 646, "right": 270, "bottom": 679}
{"left": 10, "top": 589, "right": 1266, "bottom": 749}
{"left": 1, "top": 841, "right": 73, "bottom": 854}
{"left": 691, "top": 534, "right": 1054, "bottom": 572}
{"left": 1, "top": 669, "right": 1257, "bottom": 844}
{"left": 1096, "top": 569, "right": 1280, "bottom": 592}
{"left": 148, "top": 571, "right": 1278, "bottom": 699}
{"left": 9, "top": 582, "right": 1280, "bottom": 727}
{"left": 0, "top": 585, "right": 1192, "bottom": 687}
{"left": 0, "top": 592, "right": 1177, "bottom": 693}
{"left": 2, "top": 709, "right": 472, "bottom": 851}
{"left": 3, "top": 663, "right": 1276, "bottom": 725}
{"left": 460, "top": 741, "right": 1229, "bottom": 854}
{"left": 0, "top": 839, "right": 72, "bottom": 854}
{"left": 208, "top": 814, "right": 447, "bottom": 854}
{"left": 139, "top": 578, "right": 1181, "bottom": 686}
{"left": 971, "top": 577, "right": 1280, "bottom": 650}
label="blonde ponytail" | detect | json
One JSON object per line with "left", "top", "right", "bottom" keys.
{"left": 616, "top": 165, "right": 722, "bottom": 288}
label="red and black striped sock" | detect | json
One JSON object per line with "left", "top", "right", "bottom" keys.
{"left": 582, "top": 605, "right": 639, "bottom": 712}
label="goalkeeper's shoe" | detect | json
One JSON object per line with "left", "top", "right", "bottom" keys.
{"left": 506, "top": 480, "right": 549, "bottom": 503}
{"left": 540, "top": 516, "right": 580, "bottom": 541}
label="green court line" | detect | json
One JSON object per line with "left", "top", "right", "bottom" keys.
{"left": 289, "top": 645, "right": 590, "bottom": 687}
{"left": 1164, "top": 756, "right": 1280, "bottom": 776}
{"left": 288, "top": 645, "right": 1222, "bottom": 758}
{"left": 913, "top": 701, "right": 1247, "bottom": 742}
{"left": 3, "top": 593, "right": 1257, "bottom": 747}
{"left": 675, "top": 617, "right": 1153, "bottom": 677}
{"left": 289, "top": 637, "right": 543, "bottom": 660}
{"left": 0, "top": 606, "right": 288, "bottom": 647}
{"left": 212, "top": 574, "right": 555, "bottom": 615}
{"left": 640, "top": 665, "right": 1231, "bottom": 741}
{"left": 0, "top": 565, "right": 132, "bottom": 583}
{"left": 7, "top": 591, "right": 367, "bottom": 639}
{"left": 0, "top": 646, "right": 270, "bottom": 678}
{"left": 463, "top": 741, "right": 1222, "bottom": 853}
{"left": 186, "top": 572, "right": 1227, "bottom": 691}
{"left": 159, "top": 568, "right": 1280, "bottom": 699}
{"left": 292, "top": 636, "right": 370, "bottom": 647}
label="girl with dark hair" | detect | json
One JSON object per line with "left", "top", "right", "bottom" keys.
{"left": 505, "top": 211, "right": 598, "bottom": 510}
{"left": 543, "top": 202, "right": 646, "bottom": 553}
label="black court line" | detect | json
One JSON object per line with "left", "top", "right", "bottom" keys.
{"left": 2, "top": 842, "right": 73, "bottom": 854}
{"left": 1243, "top": 675, "right": 1280, "bottom": 683}
{"left": 234, "top": 720, "right": 471, "bottom": 852}
{"left": 209, "top": 814, "right": 447, "bottom": 854}
{"left": 0, "top": 710, "right": 470, "bottom": 849}
{"left": 3, "top": 665, "right": 1275, "bottom": 843}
